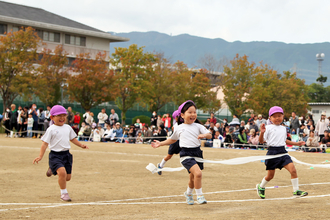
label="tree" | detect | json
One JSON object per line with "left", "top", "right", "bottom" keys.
{"left": 67, "top": 52, "right": 114, "bottom": 111}
{"left": 307, "top": 83, "right": 330, "bottom": 102}
{"left": 222, "top": 54, "right": 256, "bottom": 117}
{"left": 249, "top": 64, "right": 309, "bottom": 118}
{"left": 34, "top": 45, "right": 68, "bottom": 106}
{"left": 316, "top": 74, "right": 327, "bottom": 85}
{"left": 0, "top": 27, "right": 41, "bottom": 111}
{"left": 110, "top": 44, "right": 156, "bottom": 124}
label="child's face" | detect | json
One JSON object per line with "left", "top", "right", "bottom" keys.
{"left": 181, "top": 106, "right": 197, "bottom": 124}
{"left": 270, "top": 113, "right": 284, "bottom": 125}
{"left": 81, "top": 123, "right": 86, "bottom": 127}
{"left": 28, "top": 115, "right": 32, "bottom": 118}
{"left": 138, "top": 133, "right": 141, "bottom": 136}
{"left": 51, "top": 114, "right": 67, "bottom": 126}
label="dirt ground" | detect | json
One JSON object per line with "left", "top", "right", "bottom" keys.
{"left": 1, "top": 135, "right": 330, "bottom": 219}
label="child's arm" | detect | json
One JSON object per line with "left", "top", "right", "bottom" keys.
{"left": 33, "top": 141, "right": 48, "bottom": 164}
{"left": 286, "top": 139, "right": 305, "bottom": 146}
{"left": 71, "top": 138, "right": 89, "bottom": 149}
{"left": 151, "top": 138, "right": 177, "bottom": 148}
{"left": 259, "top": 124, "right": 266, "bottom": 143}
{"left": 198, "top": 133, "right": 212, "bottom": 140}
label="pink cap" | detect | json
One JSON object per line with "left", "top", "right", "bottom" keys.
{"left": 178, "top": 100, "right": 195, "bottom": 113}
{"left": 269, "top": 106, "right": 283, "bottom": 117}
{"left": 172, "top": 110, "right": 180, "bottom": 118}
{"left": 50, "top": 105, "right": 67, "bottom": 116}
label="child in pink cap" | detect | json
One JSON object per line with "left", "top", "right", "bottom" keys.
{"left": 256, "top": 106, "right": 307, "bottom": 199}
{"left": 33, "top": 105, "right": 89, "bottom": 202}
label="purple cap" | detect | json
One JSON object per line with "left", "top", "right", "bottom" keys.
{"left": 172, "top": 110, "right": 180, "bottom": 118}
{"left": 178, "top": 100, "right": 195, "bottom": 113}
{"left": 269, "top": 106, "right": 283, "bottom": 117}
{"left": 50, "top": 105, "right": 67, "bottom": 116}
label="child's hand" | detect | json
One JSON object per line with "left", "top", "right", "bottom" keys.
{"left": 81, "top": 144, "right": 89, "bottom": 149}
{"left": 297, "top": 141, "right": 305, "bottom": 146}
{"left": 260, "top": 123, "right": 266, "bottom": 133}
{"left": 197, "top": 134, "right": 206, "bottom": 139}
{"left": 151, "top": 140, "right": 160, "bottom": 148}
{"left": 33, "top": 156, "right": 42, "bottom": 164}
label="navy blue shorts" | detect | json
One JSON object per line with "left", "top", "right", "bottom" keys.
{"left": 180, "top": 147, "right": 203, "bottom": 173}
{"left": 265, "top": 146, "right": 292, "bottom": 170}
{"left": 49, "top": 150, "right": 73, "bottom": 175}
{"left": 168, "top": 140, "right": 181, "bottom": 155}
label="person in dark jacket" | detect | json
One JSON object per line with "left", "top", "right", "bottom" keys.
{"left": 157, "top": 124, "right": 167, "bottom": 141}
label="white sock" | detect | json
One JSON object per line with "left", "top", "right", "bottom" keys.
{"left": 160, "top": 158, "right": 166, "bottom": 168}
{"left": 60, "top": 189, "right": 68, "bottom": 195}
{"left": 260, "top": 177, "right": 269, "bottom": 188}
{"left": 195, "top": 188, "right": 203, "bottom": 196}
{"left": 291, "top": 178, "right": 299, "bottom": 192}
{"left": 186, "top": 186, "right": 194, "bottom": 195}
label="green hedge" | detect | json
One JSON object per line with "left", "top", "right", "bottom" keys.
{"left": 132, "top": 115, "right": 150, "bottom": 125}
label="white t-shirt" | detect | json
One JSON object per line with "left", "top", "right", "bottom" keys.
{"left": 263, "top": 124, "right": 287, "bottom": 147}
{"left": 170, "top": 123, "right": 210, "bottom": 148}
{"left": 41, "top": 124, "right": 77, "bottom": 152}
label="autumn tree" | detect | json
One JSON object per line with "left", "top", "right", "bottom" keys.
{"left": 34, "top": 45, "right": 68, "bottom": 106}
{"left": 110, "top": 44, "right": 156, "bottom": 124}
{"left": 222, "top": 54, "right": 256, "bottom": 117}
{"left": 0, "top": 27, "right": 41, "bottom": 111}
{"left": 248, "top": 64, "right": 309, "bottom": 118}
{"left": 67, "top": 52, "right": 114, "bottom": 111}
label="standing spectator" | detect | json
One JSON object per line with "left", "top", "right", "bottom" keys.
{"left": 249, "top": 120, "right": 259, "bottom": 134}
{"left": 162, "top": 113, "right": 171, "bottom": 132}
{"left": 27, "top": 113, "right": 34, "bottom": 138}
{"left": 210, "top": 113, "right": 217, "bottom": 125}
{"left": 97, "top": 108, "right": 108, "bottom": 128}
{"left": 306, "top": 115, "right": 314, "bottom": 127}
{"left": 256, "top": 114, "right": 267, "bottom": 129}
{"left": 214, "top": 122, "right": 221, "bottom": 132}
{"left": 20, "top": 107, "right": 28, "bottom": 138}
{"left": 29, "top": 104, "right": 39, "bottom": 138}
{"left": 109, "top": 109, "right": 119, "bottom": 126}
{"left": 73, "top": 112, "right": 81, "bottom": 125}
{"left": 38, "top": 108, "right": 45, "bottom": 138}
{"left": 71, "top": 123, "right": 79, "bottom": 135}
{"left": 3, "top": 107, "right": 10, "bottom": 137}
{"left": 150, "top": 111, "right": 157, "bottom": 127}
{"left": 83, "top": 110, "right": 90, "bottom": 124}
{"left": 43, "top": 106, "right": 51, "bottom": 131}
{"left": 66, "top": 107, "right": 74, "bottom": 126}
{"left": 290, "top": 112, "right": 300, "bottom": 134}
{"left": 9, "top": 104, "right": 18, "bottom": 137}
{"left": 204, "top": 118, "right": 211, "bottom": 129}
{"left": 156, "top": 115, "right": 163, "bottom": 128}
{"left": 315, "top": 112, "right": 329, "bottom": 142}
{"left": 240, "top": 120, "right": 246, "bottom": 130}
{"left": 223, "top": 118, "right": 229, "bottom": 128}
{"left": 248, "top": 113, "right": 255, "bottom": 124}
{"left": 85, "top": 112, "right": 94, "bottom": 126}
{"left": 299, "top": 116, "right": 305, "bottom": 126}
{"left": 17, "top": 106, "right": 23, "bottom": 136}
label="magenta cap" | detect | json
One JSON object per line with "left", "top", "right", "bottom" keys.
{"left": 172, "top": 110, "right": 180, "bottom": 118}
{"left": 269, "top": 106, "right": 284, "bottom": 116}
{"left": 50, "top": 105, "right": 67, "bottom": 116}
{"left": 178, "top": 100, "right": 195, "bottom": 113}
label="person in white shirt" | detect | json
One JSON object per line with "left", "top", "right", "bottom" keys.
{"left": 315, "top": 112, "right": 329, "bottom": 142}
{"left": 97, "top": 108, "right": 108, "bottom": 128}
{"left": 33, "top": 105, "right": 88, "bottom": 202}
{"left": 152, "top": 100, "right": 211, "bottom": 205}
{"left": 256, "top": 106, "right": 307, "bottom": 200}
{"left": 103, "top": 123, "right": 115, "bottom": 142}
{"left": 27, "top": 114, "right": 34, "bottom": 138}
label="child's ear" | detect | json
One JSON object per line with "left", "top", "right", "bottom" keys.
{"left": 50, "top": 115, "right": 54, "bottom": 120}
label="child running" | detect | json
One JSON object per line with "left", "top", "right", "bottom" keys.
{"left": 156, "top": 109, "right": 181, "bottom": 175}
{"left": 256, "top": 106, "right": 308, "bottom": 199}
{"left": 33, "top": 105, "right": 89, "bottom": 202}
{"left": 151, "top": 100, "right": 212, "bottom": 205}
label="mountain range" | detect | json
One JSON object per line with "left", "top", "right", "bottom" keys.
{"left": 109, "top": 31, "right": 330, "bottom": 85}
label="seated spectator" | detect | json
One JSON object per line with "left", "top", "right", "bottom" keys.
{"left": 82, "top": 124, "right": 92, "bottom": 141}
{"left": 248, "top": 129, "right": 259, "bottom": 149}
{"left": 236, "top": 127, "right": 248, "bottom": 147}
{"left": 128, "top": 127, "right": 136, "bottom": 143}
{"left": 320, "top": 130, "right": 330, "bottom": 152}
{"left": 249, "top": 120, "right": 259, "bottom": 135}
{"left": 256, "top": 114, "right": 267, "bottom": 129}
{"left": 204, "top": 118, "right": 210, "bottom": 129}
{"left": 240, "top": 120, "right": 246, "bottom": 130}
{"left": 224, "top": 127, "right": 235, "bottom": 148}
{"left": 156, "top": 124, "right": 167, "bottom": 141}
{"left": 222, "top": 126, "right": 229, "bottom": 137}
{"left": 204, "top": 127, "right": 215, "bottom": 147}
{"left": 134, "top": 118, "right": 143, "bottom": 130}
{"left": 136, "top": 131, "right": 143, "bottom": 144}
{"left": 302, "top": 130, "right": 321, "bottom": 152}
{"left": 114, "top": 122, "right": 124, "bottom": 143}
{"left": 102, "top": 123, "right": 115, "bottom": 142}
{"left": 93, "top": 124, "right": 104, "bottom": 142}
{"left": 71, "top": 123, "right": 79, "bottom": 135}
{"left": 142, "top": 124, "right": 153, "bottom": 143}
{"left": 214, "top": 130, "right": 224, "bottom": 147}
{"left": 299, "top": 124, "right": 309, "bottom": 142}
{"left": 78, "top": 122, "right": 86, "bottom": 140}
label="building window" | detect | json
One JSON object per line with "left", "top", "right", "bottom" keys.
{"left": 36, "top": 29, "right": 60, "bottom": 43}
{"left": 65, "top": 34, "right": 86, "bottom": 46}
{"left": 312, "top": 110, "right": 320, "bottom": 114}
{"left": 0, "top": 24, "right": 7, "bottom": 34}
{"left": 12, "top": 26, "right": 19, "bottom": 32}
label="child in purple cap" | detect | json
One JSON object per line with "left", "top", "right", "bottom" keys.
{"left": 152, "top": 100, "right": 212, "bottom": 205}
{"left": 256, "top": 106, "right": 308, "bottom": 199}
{"left": 33, "top": 105, "right": 89, "bottom": 202}
{"left": 156, "top": 109, "right": 181, "bottom": 175}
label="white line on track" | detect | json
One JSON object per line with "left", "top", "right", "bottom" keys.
{"left": 1, "top": 182, "right": 330, "bottom": 212}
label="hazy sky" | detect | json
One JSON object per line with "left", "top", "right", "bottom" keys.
{"left": 3, "top": 0, "right": 330, "bottom": 44}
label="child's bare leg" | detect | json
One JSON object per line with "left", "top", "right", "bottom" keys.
{"left": 164, "top": 154, "right": 173, "bottom": 161}
{"left": 189, "top": 164, "right": 202, "bottom": 190}
{"left": 159, "top": 154, "right": 173, "bottom": 168}
{"left": 188, "top": 172, "right": 195, "bottom": 189}
{"left": 57, "top": 167, "right": 67, "bottom": 189}
{"left": 283, "top": 163, "right": 297, "bottom": 179}
{"left": 265, "top": 170, "right": 275, "bottom": 181}
{"left": 66, "top": 174, "right": 71, "bottom": 182}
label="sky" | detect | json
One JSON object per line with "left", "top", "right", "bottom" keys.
{"left": 3, "top": 0, "right": 330, "bottom": 44}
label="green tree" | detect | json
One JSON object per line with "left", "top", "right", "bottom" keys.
{"left": 0, "top": 27, "right": 41, "bottom": 111}
{"left": 34, "top": 45, "right": 68, "bottom": 106}
{"left": 222, "top": 54, "right": 256, "bottom": 118}
{"left": 67, "top": 52, "right": 114, "bottom": 111}
{"left": 307, "top": 83, "right": 330, "bottom": 102}
{"left": 110, "top": 44, "right": 156, "bottom": 124}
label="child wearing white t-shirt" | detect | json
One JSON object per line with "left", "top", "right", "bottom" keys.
{"left": 33, "top": 105, "right": 88, "bottom": 202}
{"left": 27, "top": 114, "right": 34, "bottom": 138}
{"left": 256, "top": 106, "right": 307, "bottom": 199}
{"left": 152, "top": 100, "right": 211, "bottom": 205}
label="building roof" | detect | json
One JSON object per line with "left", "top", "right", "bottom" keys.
{"left": 308, "top": 103, "right": 330, "bottom": 106}
{"left": 0, "top": 1, "right": 129, "bottom": 42}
